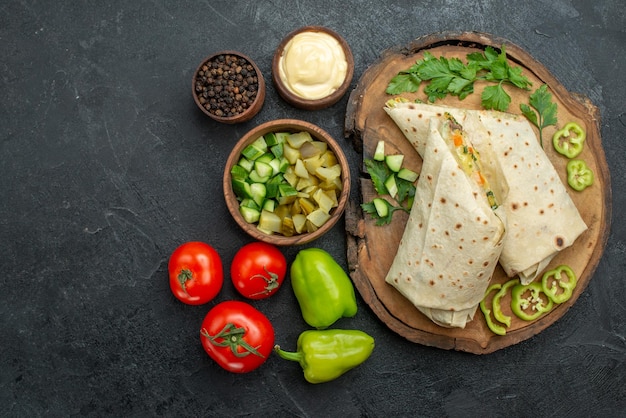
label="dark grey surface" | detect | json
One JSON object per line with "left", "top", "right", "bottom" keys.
{"left": 2, "top": 1, "right": 625, "bottom": 417}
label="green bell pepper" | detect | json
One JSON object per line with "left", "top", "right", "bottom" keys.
{"left": 566, "top": 159, "right": 594, "bottom": 191}
{"left": 541, "top": 264, "right": 577, "bottom": 304}
{"left": 274, "top": 329, "right": 375, "bottom": 384}
{"left": 290, "top": 248, "right": 357, "bottom": 329}
{"left": 553, "top": 122, "right": 586, "bottom": 158}
{"left": 510, "top": 282, "right": 554, "bottom": 321}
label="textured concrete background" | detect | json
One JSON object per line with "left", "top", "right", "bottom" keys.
{"left": 1, "top": 1, "right": 624, "bottom": 416}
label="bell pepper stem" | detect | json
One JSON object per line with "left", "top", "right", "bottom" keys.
{"left": 273, "top": 345, "right": 303, "bottom": 363}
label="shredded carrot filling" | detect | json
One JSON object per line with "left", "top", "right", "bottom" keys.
{"left": 452, "top": 132, "right": 463, "bottom": 147}
{"left": 475, "top": 171, "right": 486, "bottom": 186}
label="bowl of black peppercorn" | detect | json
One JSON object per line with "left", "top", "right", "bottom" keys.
{"left": 192, "top": 51, "right": 266, "bottom": 124}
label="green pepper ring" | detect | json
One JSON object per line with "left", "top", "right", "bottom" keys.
{"left": 541, "top": 265, "right": 577, "bottom": 304}
{"left": 553, "top": 121, "right": 586, "bottom": 158}
{"left": 492, "top": 278, "right": 519, "bottom": 328}
{"left": 510, "top": 282, "right": 554, "bottom": 321}
{"left": 480, "top": 284, "right": 507, "bottom": 336}
{"left": 566, "top": 159, "right": 594, "bottom": 191}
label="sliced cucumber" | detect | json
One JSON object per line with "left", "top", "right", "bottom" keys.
{"left": 275, "top": 132, "right": 290, "bottom": 144}
{"left": 232, "top": 178, "right": 252, "bottom": 200}
{"left": 239, "top": 198, "right": 259, "bottom": 209}
{"left": 255, "top": 153, "right": 274, "bottom": 164}
{"left": 373, "top": 198, "right": 389, "bottom": 217}
{"left": 407, "top": 194, "right": 415, "bottom": 210}
{"left": 230, "top": 164, "right": 249, "bottom": 181}
{"left": 373, "top": 140, "right": 385, "bottom": 161}
{"left": 265, "top": 174, "right": 284, "bottom": 199}
{"left": 270, "top": 143, "right": 283, "bottom": 159}
{"left": 385, "top": 154, "right": 405, "bottom": 172}
{"left": 397, "top": 167, "right": 419, "bottom": 182}
{"left": 278, "top": 183, "right": 298, "bottom": 197}
{"left": 278, "top": 157, "right": 290, "bottom": 173}
{"left": 248, "top": 169, "right": 270, "bottom": 184}
{"left": 241, "top": 136, "right": 268, "bottom": 160}
{"left": 262, "top": 199, "right": 276, "bottom": 212}
{"left": 384, "top": 174, "right": 398, "bottom": 199}
{"left": 249, "top": 182, "right": 266, "bottom": 207}
{"left": 240, "top": 206, "right": 260, "bottom": 224}
{"left": 254, "top": 160, "right": 274, "bottom": 179}
{"left": 264, "top": 132, "right": 279, "bottom": 146}
{"left": 237, "top": 157, "right": 254, "bottom": 172}
{"left": 268, "top": 158, "right": 282, "bottom": 176}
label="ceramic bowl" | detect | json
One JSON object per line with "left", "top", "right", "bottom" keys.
{"left": 192, "top": 51, "right": 265, "bottom": 124}
{"left": 271, "top": 26, "right": 354, "bottom": 110}
{"left": 224, "top": 119, "right": 350, "bottom": 246}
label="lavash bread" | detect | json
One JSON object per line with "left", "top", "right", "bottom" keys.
{"left": 385, "top": 101, "right": 587, "bottom": 284}
{"left": 384, "top": 117, "right": 506, "bottom": 328}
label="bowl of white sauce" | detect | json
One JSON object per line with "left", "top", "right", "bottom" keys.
{"left": 272, "top": 26, "right": 354, "bottom": 110}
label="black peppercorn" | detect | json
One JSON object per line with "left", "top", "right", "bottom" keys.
{"left": 194, "top": 53, "right": 260, "bottom": 118}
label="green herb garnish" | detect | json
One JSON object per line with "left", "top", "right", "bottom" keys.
{"left": 386, "top": 45, "right": 532, "bottom": 112}
{"left": 361, "top": 157, "right": 417, "bottom": 225}
{"left": 520, "top": 84, "right": 558, "bottom": 148}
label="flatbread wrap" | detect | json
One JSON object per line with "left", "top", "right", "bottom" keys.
{"left": 385, "top": 115, "right": 506, "bottom": 328}
{"left": 384, "top": 101, "right": 588, "bottom": 284}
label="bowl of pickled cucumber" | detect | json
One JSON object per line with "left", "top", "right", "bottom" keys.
{"left": 223, "top": 119, "right": 350, "bottom": 245}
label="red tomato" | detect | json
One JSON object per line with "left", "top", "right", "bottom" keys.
{"left": 231, "top": 242, "right": 287, "bottom": 299}
{"left": 200, "top": 300, "right": 274, "bottom": 373}
{"left": 168, "top": 241, "right": 223, "bottom": 305}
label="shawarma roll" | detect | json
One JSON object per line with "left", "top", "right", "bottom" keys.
{"left": 384, "top": 101, "right": 587, "bottom": 284}
{"left": 385, "top": 116, "right": 506, "bottom": 328}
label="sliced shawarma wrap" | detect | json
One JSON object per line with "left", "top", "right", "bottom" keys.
{"left": 385, "top": 115, "right": 506, "bottom": 328}
{"left": 384, "top": 100, "right": 588, "bottom": 284}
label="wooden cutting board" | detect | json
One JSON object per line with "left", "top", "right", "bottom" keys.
{"left": 344, "top": 31, "right": 611, "bottom": 354}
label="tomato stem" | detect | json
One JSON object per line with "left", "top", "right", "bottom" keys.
{"left": 177, "top": 268, "right": 194, "bottom": 295}
{"left": 201, "top": 323, "right": 265, "bottom": 358}
{"left": 249, "top": 266, "right": 280, "bottom": 297}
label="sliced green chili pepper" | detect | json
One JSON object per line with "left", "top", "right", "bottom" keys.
{"left": 492, "top": 278, "right": 519, "bottom": 328}
{"left": 274, "top": 329, "right": 375, "bottom": 384}
{"left": 510, "top": 282, "right": 554, "bottom": 321}
{"left": 566, "top": 159, "right": 594, "bottom": 191}
{"left": 290, "top": 248, "right": 357, "bottom": 329}
{"left": 553, "top": 122, "right": 586, "bottom": 158}
{"left": 480, "top": 284, "right": 507, "bottom": 336}
{"left": 541, "top": 265, "right": 577, "bottom": 304}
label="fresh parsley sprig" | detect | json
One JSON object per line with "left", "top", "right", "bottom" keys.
{"left": 520, "top": 84, "right": 558, "bottom": 148}
{"left": 386, "top": 45, "right": 532, "bottom": 112}
{"left": 361, "top": 200, "right": 407, "bottom": 226}
{"left": 361, "top": 158, "right": 416, "bottom": 225}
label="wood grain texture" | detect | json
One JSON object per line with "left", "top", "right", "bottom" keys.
{"left": 344, "top": 31, "right": 611, "bottom": 354}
